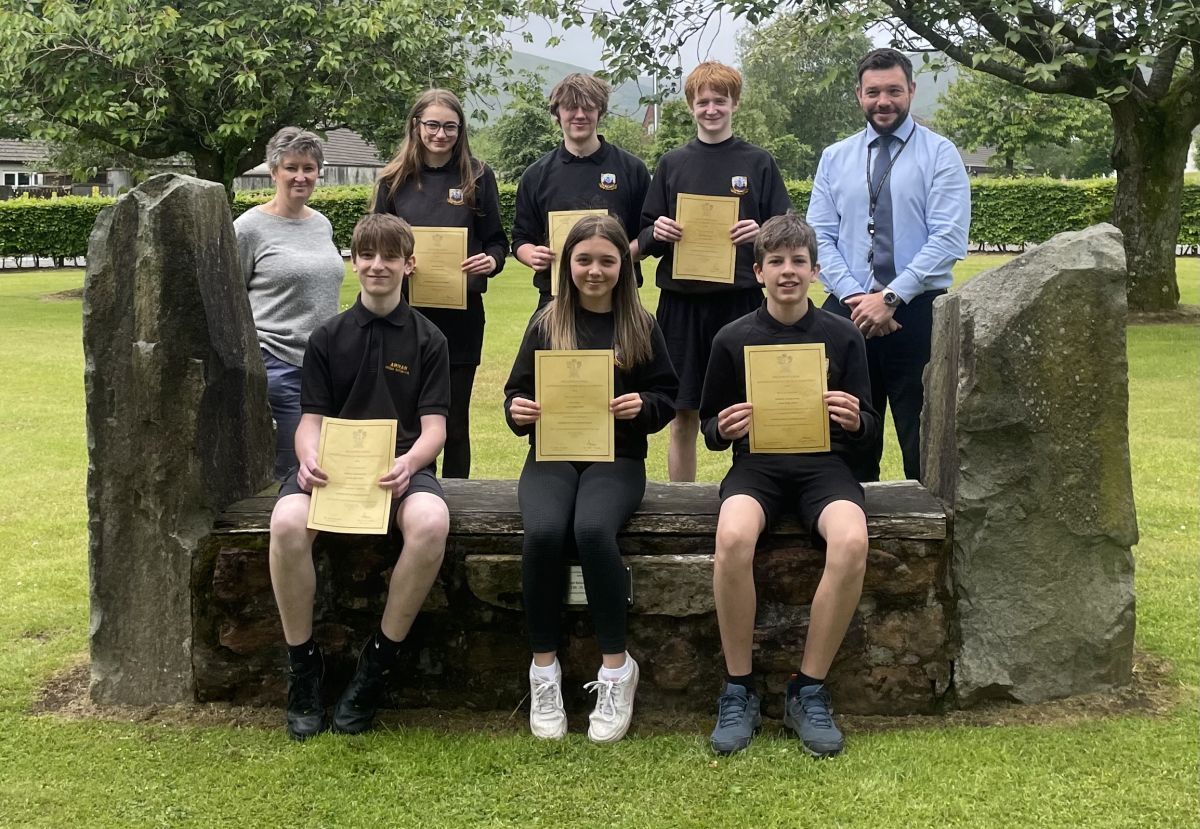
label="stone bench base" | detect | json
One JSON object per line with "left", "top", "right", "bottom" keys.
{"left": 194, "top": 479, "right": 951, "bottom": 716}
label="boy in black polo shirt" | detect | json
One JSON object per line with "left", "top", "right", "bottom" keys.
{"left": 639, "top": 61, "right": 792, "bottom": 483}
{"left": 699, "top": 214, "right": 878, "bottom": 758}
{"left": 512, "top": 73, "right": 650, "bottom": 308}
{"left": 269, "top": 213, "right": 451, "bottom": 741}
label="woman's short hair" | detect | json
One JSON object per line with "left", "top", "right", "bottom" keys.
{"left": 265, "top": 127, "right": 325, "bottom": 171}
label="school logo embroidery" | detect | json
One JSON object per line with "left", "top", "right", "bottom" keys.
{"left": 385, "top": 361, "right": 410, "bottom": 375}
{"left": 730, "top": 175, "right": 749, "bottom": 195}
{"left": 447, "top": 188, "right": 464, "bottom": 205}
{"left": 599, "top": 172, "right": 617, "bottom": 191}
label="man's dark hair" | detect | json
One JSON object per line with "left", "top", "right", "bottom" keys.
{"left": 856, "top": 48, "right": 914, "bottom": 86}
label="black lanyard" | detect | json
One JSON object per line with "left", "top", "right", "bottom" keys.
{"left": 866, "top": 132, "right": 910, "bottom": 218}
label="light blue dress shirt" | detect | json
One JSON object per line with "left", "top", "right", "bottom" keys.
{"left": 807, "top": 115, "right": 971, "bottom": 304}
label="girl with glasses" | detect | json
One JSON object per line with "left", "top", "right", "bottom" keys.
{"left": 371, "top": 89, "right": 508, "bottom": 479}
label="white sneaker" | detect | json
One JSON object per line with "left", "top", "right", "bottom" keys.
{"left": 528, "top": 662, "right": 567, "bottom": 739}
{"left": 584, "top": 657, "right": 639, "bottom": 743}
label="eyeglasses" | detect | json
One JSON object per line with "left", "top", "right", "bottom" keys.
{"left": 418, "top": 119, "right": 461, "bottom": 136}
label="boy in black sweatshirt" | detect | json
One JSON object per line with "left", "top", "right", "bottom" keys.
{"left": 511, "top": 73, "right": 650, "bottom": 309}
{"left": 638, "top": 61, "right": 791, "bottom": 482}
{"left": 699, "top": 214, "right": 878, "bottom": 758}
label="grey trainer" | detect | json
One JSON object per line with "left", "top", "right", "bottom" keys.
{"left": 709, "top": 682, "right": 761, "bottom": 755}
{"left": 784, "top": 681, "right": 844, "bottom": 758}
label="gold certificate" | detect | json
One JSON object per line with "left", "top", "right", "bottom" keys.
{"left": 744, "top": 344, "right": 831, "bottom": 454}
{"left": 547, "top": 209, "right": 609, "bottom": 296}
{"left": 307, "top": 417, "right": 397, "bottom": 534}
{"left": 534, "top": 349, "right": 615, "bottom": 462}
{"left": 410, "top": 226, "right": 468, "bottom": 309}
{"left": 672, "top": 193, "right": 739, "bottom": 283}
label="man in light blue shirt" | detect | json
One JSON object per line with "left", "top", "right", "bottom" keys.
{"left": 807, "top": 48, "right": 970, "bottom": 482}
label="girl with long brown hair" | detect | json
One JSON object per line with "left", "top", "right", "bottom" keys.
{"left": 372, "top": 88, "right": 507, "bottom": 478}
{"left": 503, "top": 214, "right": 678, "bottom": 743}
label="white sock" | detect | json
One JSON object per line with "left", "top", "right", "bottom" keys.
{"left": 530, "top": 659, "right": 559, "bottom": 682}
{"left": 599, "top": 654, "right": 632, "bottom": 682}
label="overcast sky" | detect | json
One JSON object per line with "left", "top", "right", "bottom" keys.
{"left": 510, "top": 12, "right": 744, "bottom": 77}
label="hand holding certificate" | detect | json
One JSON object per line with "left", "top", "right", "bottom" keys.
{"left": 547, "top": 209, "right": 609, "bottom": 296}
{"left": 672, "top": 193, "right": 740, "bottom": 283}
{"left": 744, "top": 344, "right": 831, "bottom": 453}
{"left": 410, "top": 226, "right": 468, "bottom": 309}
{"left": 307, "top": 417, "right": 398, "bottom": 534}
{"left": 534, "top": 349, "right": 615, "bottom": 462}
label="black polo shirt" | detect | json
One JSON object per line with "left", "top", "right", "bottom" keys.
{"left": 511, "top": 136, "right": 650, "bottom": 295}
{"left": 301, "top": 297, "right": 450, "bottom": 456}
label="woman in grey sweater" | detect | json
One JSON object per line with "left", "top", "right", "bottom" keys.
{"left": 235, "top": 127, "right": 345, "bottom": 479}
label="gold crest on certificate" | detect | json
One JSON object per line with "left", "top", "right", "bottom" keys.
{"left": 547, "top": 209, "right": 608, "bottom": 296}
{"left": 744, "top": 344, "right": 830, "bottom": 454}
{"left": 410, "top": 226, "right": 468, "bottom": 310}
{"left": 534, "top": 349, "right": 615, "bottom": 462}
{"left": 672, "top": 193, "right": 739, "bottom": 283}
{"left": 307, "top": 417, "right": 397, "bottom": 534}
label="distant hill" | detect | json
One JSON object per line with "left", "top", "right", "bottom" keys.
{"left": 465, "top": 50, "right": 961, "bottom": 126}
{"left": 910, "top": 59, "right": 961, "bottom": 121}
{"left": 466, "top": 50, "right": 655, "bottom": 123}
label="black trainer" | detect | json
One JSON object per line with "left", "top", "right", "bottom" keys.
{"left": 333, "top": 637, "right": 393, "bottom": 734}
{"left": 286, "top": 649, "right": 327, "bottom": 742}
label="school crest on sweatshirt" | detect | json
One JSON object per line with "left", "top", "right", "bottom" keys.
{"left": 447, "top": 188, "right": 464, "bottom": 205}
{"left": 599, "top": 172, "right": 617, "bottom": 191}
{"left": 730, "top": 175, "right": 749, "bottom": 196}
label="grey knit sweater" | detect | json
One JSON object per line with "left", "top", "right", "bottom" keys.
{"left": 234, "top": 206, "right": 345, "bottom": 366}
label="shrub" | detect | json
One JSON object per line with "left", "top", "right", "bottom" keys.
{"left": 3, "top": 178, "right": 1198, "bottom": 260}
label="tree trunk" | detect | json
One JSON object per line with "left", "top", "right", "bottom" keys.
{"left": 1109, "top": 98, "right": 1190, "bottom": 312}
{"left": 190, "top": 149, "right": 237, "bottom": 202}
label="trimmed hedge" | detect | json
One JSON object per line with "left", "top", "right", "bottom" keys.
{"left": 3, "top": 178, "right": 1198, "bottom": 260}
{"left": 0, "top": 195, "right": 115, "bottom": 261}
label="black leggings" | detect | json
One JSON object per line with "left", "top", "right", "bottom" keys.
{"left": 518, "top": 450, "right": 646, "bottom": 654}
{"left": 441, "top": 364, "right": 476, "bottom": 479}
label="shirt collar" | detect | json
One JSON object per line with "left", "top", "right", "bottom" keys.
{"left": 556, "top": 136, "right": 610, "bottom": 165}
{"left": 349, "top": 296, "right": 411, "bottom": 328}
{"left": 755, "top": 300, "right": 817, "bottom": 333}
{"left": 864, "top": 114, "right": 916, "bottom": 147}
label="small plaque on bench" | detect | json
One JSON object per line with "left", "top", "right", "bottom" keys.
{"left": 565, "top": 565, "right": 633, "bottom": 607}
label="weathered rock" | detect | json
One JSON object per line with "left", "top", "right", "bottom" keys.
{"left": 922, "top": 223, "right": 1137, "bottom": 705}
{"left": 84, "top": 174, "right": 274, "bottom": 705}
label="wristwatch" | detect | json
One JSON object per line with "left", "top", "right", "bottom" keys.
{"left": 882, "top": 289, "right": 902, "bottom": 307}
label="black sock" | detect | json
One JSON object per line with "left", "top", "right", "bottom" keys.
{"left": 726, "top": 673, "right": 756, "bottom": 696}
{"left": 371, "top": 629, "right": 404, "bottom": 664}
{"left": 795, "top": 671, "right": 824, "bottom": 689}
{"left": 287, "top": 638, "right": 319, "bottom": 667}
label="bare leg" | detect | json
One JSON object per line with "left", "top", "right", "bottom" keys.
{"left": 532, "top": 651, "right": 557, "bottom": 668}
{"left": 803, "top": 500, "right": 869, "bottom": 678}
{"left": 713, "top": 495, "right": 766, "bottom": 676}
{"left": 269, "top": 493, "right": 319, "bottom": 646}
{"left": 380, "top": 492, "right": 449, "bottom": 642}
{"left": 668, "top": 409, "right": 700, "bottom": 483}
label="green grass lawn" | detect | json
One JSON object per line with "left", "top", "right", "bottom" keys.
{"left": 0, "top": 256, "right": 1196, "bottom": 827}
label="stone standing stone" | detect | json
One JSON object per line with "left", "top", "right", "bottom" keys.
{"left": 84, "top": 174, "right": 274, "bottom": 705}
{"left": 923, "top": 223, "right": 1138, "bottom": 705}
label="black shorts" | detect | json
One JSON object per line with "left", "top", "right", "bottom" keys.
{"left": 656, "top": 288, "right": 763, "bottom": 410}
{"left": 278, "top": 465, "right": 444, "bottom": 531}
{"left": 719, "top": 453, "right": 865, "bottom": 545}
